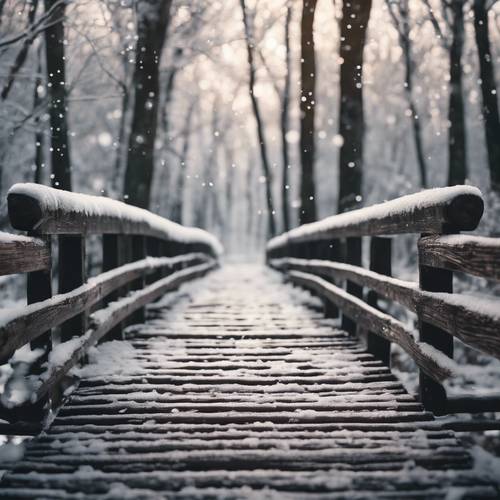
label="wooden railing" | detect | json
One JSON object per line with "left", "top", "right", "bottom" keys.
{"left": 0, "top": 183, "right": 221, "bottom": 430}
{"left": 267, "top": 186, "right": 500, "bottom": 416}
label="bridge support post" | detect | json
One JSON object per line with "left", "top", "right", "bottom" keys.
{"left": 130, "top": 235, "right": 146, "bottom": 324}
{"left": 59, "top": 235, "right": 87, "bottom": 343}
{"left": 103, "top": 234, "right": 123, "bottom": 340}
{"left": 320, "top": 240, "right": 339, "bottom": 319}
{"left": 342, "top": 237, "right": 362, "bottom": 335}
{"left": 418, "top": 235, "right": 453, "bottom": 414}
{"left": 366, "top": 237, "right": 391, "bottom": 366}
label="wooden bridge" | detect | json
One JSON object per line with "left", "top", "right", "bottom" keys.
{"left": 0, "top": 183, "right": 499, "bottom": 498}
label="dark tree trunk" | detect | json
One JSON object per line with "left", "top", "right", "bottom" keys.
{"left": 398, "top": 0, "right": 428, "bottom": 188}
{"left": 447, "top": 1, "right": 467, "bottom": 186}
{"left": 240, "top": 0, "right": 276, "bottom": 237}
{"left": 281, "top": 3, "right": 292, "bottom": 232}
{"left": 299, "top": 0, "right": 318, "bottom": 224}
{"left": 33, "top": 56, "right": 44, "bottom": 184}
{"left": 473, "top": 0, "right": 500, "bottom": 191}
{"left": 171, "top": 102, "right": 194, "bottom": 224}
{"left": 337, "top": 0, "right": 372, "bottom": 213}
{"left": 123, "top": 0, "right": 173, "bottom": 209}
{"left": 44, "top": 0, "right": 72, "bottom": 191}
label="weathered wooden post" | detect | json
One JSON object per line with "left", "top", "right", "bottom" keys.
{"left": 130, "top": 235, "right": 146, "bottom": 323}
{"left": 342, "top": 236, "right": 362, "bottom": 335}
{"left": 321, "top": 240, "right": 339, "bottom": 319}
{"left": 102, "top": 234, "right": 122, "bottom": 340}
{"left": 367, "top": 237, "right": 392, "bottom": 366}
{"left": 59, "top": 235, "right": 86, "bottom": 342}
{"left": 418, "top": 235, "right": 453, "bottom": 414}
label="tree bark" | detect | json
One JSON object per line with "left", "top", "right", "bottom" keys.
{"left": 239, "top": 0, "right": 276, "bottom": 237}
{"left": 33, "top": 56, "right": 44, "bottom": 184}
{"left": 397, "top": 0, "right": 428, "bottom": 188}
{"left": 299, "top": 0, "right": 318, "bottom": 224}
{"left": 337, "top": 0, "right": 372, "bottom": 213}
{"left": 473, "top": 0, "right": 500, "bottom": 191}
{"left": 281, "top": 3, "right": 292, "bottom": 232}
{"left": 447, "top": 0, "right": 467, "bottom": 186}
{"left": 170, "top": 102, "right": 194, "bottom": 225}
{"left": 123, "top": 0, "right": 173, "bottom": 209}
{"left": 44, "top": 0, "right": 72, "bottom": 191}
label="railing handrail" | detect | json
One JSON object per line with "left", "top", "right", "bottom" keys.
{"left": 267, "top": 186, "right": 484, "bottom": 251}
{"left": 0, "top": 185, "right": 222, "bottom": 427}
{"left": 266, "top": 185, "right": 500, "bottom": 418}
{"left": 8, "top": 183, "right": 223, "bottom": 257}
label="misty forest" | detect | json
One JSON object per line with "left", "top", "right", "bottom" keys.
{"left": 0, "top": 0, "right": 499, "bottom": 248}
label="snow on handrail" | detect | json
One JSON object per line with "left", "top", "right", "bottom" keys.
{"left": 8, "top": 183, "right": 223, "bottom": 256}
{"left": 267, "top": 186, "right": 484, "bottom": 251}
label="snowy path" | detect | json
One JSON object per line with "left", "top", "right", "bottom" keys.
{"left": 0, "top": 264, "right": 496, "bottom": 498}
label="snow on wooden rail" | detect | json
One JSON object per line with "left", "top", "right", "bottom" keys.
{"left": 0, "top": 253, "right": 210, "bottom": 365}
{"left": 267, "top": 186, "right": 483, "bottom": 251}
{"left": 7, "top": 183, "right": 223, "bottom": 256}
{"left": 0, "top": 231, "right": 50, "bottom": 276}
{"left": 272, "top": 257, "right": 500, "bottom": 361}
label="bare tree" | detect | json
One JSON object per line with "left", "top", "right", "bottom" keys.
{"left": 473, "top": 0, "right": 500, "bottom": 191}
{"left": 44, "top": 0, "right": 72, "bottom": 190}
{"left": 299, "top": 0, "right": 318, "bottom": 223}
{"left": 123, "top": 0, "right": 173, "bottom": 209}
{"left": 337, "top": 0, "right": 372, "bottom": 212}
{"left": 424, "top": 0, "right": 467, "bottom": 186}
{"left": 239, "top": 0, "right": 276, "bottom": 237}
{"left": 386, "top": 0, "right": 428, "bottom": 188}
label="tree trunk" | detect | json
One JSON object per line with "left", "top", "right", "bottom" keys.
{"left": 447, "top": 0, "right": 467, "bottom": 186}
{"left": 299, "top": 0, "right": 318, "bottom": 224}
{"left": 123, "top": 0, "right": 173, "bottom": 209}
{"left": 171, "top": 102, "right": 194, "bottom": 224}
{"left": 399, "top": 0, "right": 428, "bottom": 188}
{"left": 239, "top": 0, "right": 276, "bottom": 237}
{"left": 473, "top": 0, "right": 500, "bottom": 191}
{"left": 281, "top": 3, "right": 292, "bottom": 232}
{"left": 337, "top": 0, "right": 372, "bottom": 213}
{"left": 44, "top": 0, "right": 72, "bottom": 191}
{"left": 33, "top": 56, "right": 45, "bottom": 184}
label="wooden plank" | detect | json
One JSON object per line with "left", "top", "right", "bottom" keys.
{"left": 419, "top": 234, "right": 500, "bottom": 281}
{"left": 0, "top": 254, "right": 208, "bottom": 364}
{"left": 287, "top": 271, "right": 454, "bottom": 383}
{"left": 0, "top": 234, "right": 50, "bottom": 276}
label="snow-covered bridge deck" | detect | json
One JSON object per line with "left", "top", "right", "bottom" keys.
{"left": 1, "top": 265, "right": 496, "bottom": 498}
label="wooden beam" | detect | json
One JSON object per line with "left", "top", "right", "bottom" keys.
{"left": 419, "top": 234, "right": 500, "bottom": 282}
{"left": 0, "top": 254, "right": 208, "bottom": 364}
{"left": 287, "top": 270, "right": 454, "bottom": 383}
{"left": 0, "top": 235, "right": 50, "bottom": 276}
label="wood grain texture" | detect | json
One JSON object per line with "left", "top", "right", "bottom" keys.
{"left": 0, "top": 235, "right": 50, "bottom": 275}
{"left": 419, "top": 234, "right": 500, "bottom": 281}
